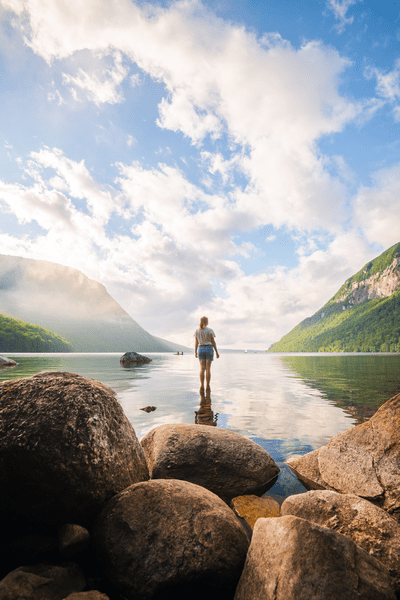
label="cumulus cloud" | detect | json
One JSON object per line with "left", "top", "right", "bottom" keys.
{"left": 353, "top": 163, "right": 400, "bottom": 247}
{"left": 62, "top": 52, "right": 128, "bottom": 105}
{"left": 193, "top": 231, "right": 374, "bottom": 348}
{"left": 0, "top": 144, "right": 381, "bottom": 347}
{"left": 2, "top": 0, "right": 366, "bottom": 233}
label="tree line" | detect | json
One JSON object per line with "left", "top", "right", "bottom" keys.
{"left": 269, "top": 291, "right": 400, "bottom": 353}
{"left": 0, "top": 314, "right": 74, "bottom": 352}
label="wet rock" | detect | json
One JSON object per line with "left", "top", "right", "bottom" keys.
{"left": 281, "top": 490, "right": 400, "bottom": 595}
{"left": 0, "top": 371, "right": 149, "bottom": 527}
{"left": 0, "top": 562, "right": 85, "bottom": 600}
{"left": 286, "top": 392, "right": 400, "bottom": 519}
{"left": 141, "top": 424, "right": 280, "bottom": 503}
{"left": 64, "top": 592, "right": 110, "bottom": 600}
{"left": 140, "top": 405, "right": 157, "bottom": 412}
{"left": 120, "top": 351, "right": 152, "bottom": 366}
{"left": 234, "top": 515, "right": 396, "bottom": 600}
{"left": 58, "top": 524, "right": 91, "bottom": 560}
{"left": 230, "top": 494, "right": 280, "bottom": 530}
{"left": 0, "top": 356, "right": 17, "bottom": 367}
{"left": 93, "top": 478, "right": 249, "bottom": 600}
{"left": 286, "top": 450, "right": 335, "bottom": 491}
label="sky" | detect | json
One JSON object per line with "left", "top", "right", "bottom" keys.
{"left": 0, "top": 0, "right": 400, "bottom": 349}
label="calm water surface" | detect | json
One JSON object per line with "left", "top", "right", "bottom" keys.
{"left": 2, "top": 351, "right": 400, "bottom": 501}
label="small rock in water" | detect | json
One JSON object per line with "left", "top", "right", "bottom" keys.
{"left": 120, "top": 352, "right": 152, "bottom": 366}
{"left": 140, "top": 406, "right": 157, "bottom": 413}
{"left": 0, "top": 356, "right": 17, "bottom": 367}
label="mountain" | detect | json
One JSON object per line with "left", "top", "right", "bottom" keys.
{"left": 269, "top": 242, "right": 400, "bottom": 353}
{"left": 0, "top": 255, "right": 189, "bottom": 352}
{"left": 0, "top": 312, "right": 73, "bottom": 352}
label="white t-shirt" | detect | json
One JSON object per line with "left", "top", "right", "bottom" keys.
{"left": 194, "top": 326, "right": 216, "bottom": 346}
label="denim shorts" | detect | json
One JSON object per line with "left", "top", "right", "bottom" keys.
{"left": 198, "top": 345, "right": 214, "bottom": 361}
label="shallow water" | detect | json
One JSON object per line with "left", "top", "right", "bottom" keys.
{"left": 2, "top": 351, "right": 400, "bottom": 501}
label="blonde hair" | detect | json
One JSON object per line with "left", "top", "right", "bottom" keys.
{"left": 199, "top": 316, "right": 208, "bottom": 329}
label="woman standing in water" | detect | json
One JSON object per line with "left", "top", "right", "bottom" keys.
{"left": 194, "top": 316, "right": 219, "bottom": 391}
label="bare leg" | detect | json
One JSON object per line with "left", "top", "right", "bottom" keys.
{"left": 199, "top": 359, "right": 206, "bottom": 389}
{"left": 205, "top": 360, "right": 212, "bottom": 389}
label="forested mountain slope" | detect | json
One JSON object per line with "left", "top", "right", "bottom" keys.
{"left": 269, "top": 242, "right": 400, "bottom": 353}
{"left": 0, "top": 255, "right": 188, "bottom": 352}
{"left": 0, "top": 313, "right": 73, "bottom": 352}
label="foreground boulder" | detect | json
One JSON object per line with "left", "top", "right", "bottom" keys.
{"left": 64, "top": 593, "right": 109, "bottom": 599}
{"left": 0, "top": 371, "right": 149, "bottom": 527}
{"left": 234, "top": 515, "right": 396, "bottom": 600}
{"left": 120, "top": 351, "right": 152, "bottom": 366}
{"left": 286, "top": 392, "right": 400, "bottom": 518}
{"left": 93, "top": 479, "right": 249, "bottom": 600}
{"left": 0, "top": 562, "right": 85, "bottom": 600}
{"left": 281, "top": 490, "right": 400, "bottom": 594}
{"left": 0, "top": 356, "right": 17, "bottom": 367}
{"left": 141, "top": 424, "right": 279, "bottom": 503}
{"left": 286, "top": 449, "right": 336, "bottom": 491}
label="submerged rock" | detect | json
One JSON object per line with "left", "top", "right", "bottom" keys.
{"left": 141, "top": 424, "right": 280, "bottom": 503}
{"left": 140, "top": 405, "right": 157, "bottom": 412}
{"left": 93, "top": 478, "right": 249, "bottom": 600}
{"left": 281, "top": 490, "right": 400, "bottom": 595}
{"left": 286, "top": 392, "right": 400, "bottom": 519}
{"left": 230, "top": 494, "right": 280, "bottom": 530}
{"left": 0, "top": 356, "right": 17, "bottom": 367}
{"left": 0, "top": 371, "right": 149, "bottom": 527}
{"left": 234, "top": 515, "right": 396, "bottom": 600}
{"left": 120, "top": 352, "right": 152, "bottom": 366}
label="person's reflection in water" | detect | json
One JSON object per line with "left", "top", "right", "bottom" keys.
{"left": 195, "top": 389, "right": 218, "bottom": 426}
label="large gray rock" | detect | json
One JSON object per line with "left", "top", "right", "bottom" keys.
{"left": 281, "top": 490, "right": 400, "bottom": 594}
{"left": 234, "top": 515, "right": 396, "bottom": 600}
{"left": 286, "top": 392, "right": 400, "bottom": 519}
{"left": 0, "top": 371, "right": 149, "bottom": 527}
{"left": 93, "top": 478, "right": 250, "bottom": 600}
{"left": 141, "top": 424, "right": 279, "bottom": 503}
{"left": 0, "top": 562, "right": 85, "bottom": 600}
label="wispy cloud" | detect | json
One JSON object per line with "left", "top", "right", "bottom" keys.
{"left": 325, "top": 0, "right": 359, "bottom": 33}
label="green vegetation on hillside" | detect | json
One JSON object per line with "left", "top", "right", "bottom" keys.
{"left": 269, "top": 241, "right": 400, "bottom": 353}
{"left": 269, "top": 290, "right": 400, "bottom": 353}
{"left": 332, "top": 242, "right": 400, "bottom": 302}
{"left": 0, "top": 314, "right": 74, "bottom": 352}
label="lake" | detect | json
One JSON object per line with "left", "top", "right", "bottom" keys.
{"left": 2, "top": 351, "right": 400, "bottom": 502}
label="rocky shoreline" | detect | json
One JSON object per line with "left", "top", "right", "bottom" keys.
{"left": 0, "top": 370, "right": 399, "bottom": 599}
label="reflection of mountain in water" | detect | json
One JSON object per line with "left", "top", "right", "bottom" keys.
{"left": 195, "top": 390, "right": 218, "bottom": 426}
{"left": 281, "top": 354, "right": 400, "bottom": 423}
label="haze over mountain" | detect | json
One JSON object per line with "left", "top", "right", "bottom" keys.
{"left": 0, "top": 255, "right": 188, "bottom": 352}
{"left": 269, "top": 242, "right": 400, "bottom": 353}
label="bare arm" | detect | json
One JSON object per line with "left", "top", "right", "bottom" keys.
{"left": 195, "top": 337, "right": 199, "bottom": 358}
{"left": 211, "top": 336, "right": 219, "bottom": 359}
